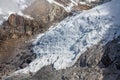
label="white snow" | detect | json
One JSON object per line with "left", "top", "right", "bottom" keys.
{"left": 46, "top": 0, "right": 78, "bottom": 12}
{"left": 46, "top": 0, "right": 100, "bottom": 12}
{"left": 7, "top": 0, "right": 120, "bottom": 77}
{"left": 87, "top": 0, "right": 97, "bottom": 3}
{"left": 47, "top": 0, "right": 54, "bottom": 3}
{"left": 0, "top": 0, "right": 35, "bottom": 25}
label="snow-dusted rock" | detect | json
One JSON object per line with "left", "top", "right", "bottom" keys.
{"left": 0, "top": 0, "right": 35, "bottom": 25}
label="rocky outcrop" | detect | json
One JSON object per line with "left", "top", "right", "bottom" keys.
{"left": 48, "top": 4, "right": 69, "bottom": 22}
{"left": 23, "top": 0, "right": 68, "bottom": 23}
{"left": 0, "top": 13, "right": 48, "bottom": 79}
{"left": 101, "top": 36, "right": 120, "bottom": 69}
{"left": 8, "top": 14, "right": 40, "bottom": 35}
{"left": 0, "top": 38, "right": 36, "bottom": 79}
{"left": 0, "top": 13, "right": 49, "bottom": 41}
{"left": 54, "top": 0, "right": 109, "bottom": 12}
{"left": 0, "top": 14, "right": 36, "bottom": 41}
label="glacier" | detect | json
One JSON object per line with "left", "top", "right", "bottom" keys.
{"left": 8, "top": 0, "right": 120, "bottom": 76}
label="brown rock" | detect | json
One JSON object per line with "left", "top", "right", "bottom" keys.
{"left": 25, "top": 19, "right": 32, "bottom": 26}
{"left": 6, "top": 14, "right": 41, "bottom": 37}
{"left": 26, "top": 31, "right": 32, "bottom": 36}
{"left": 8, "top": 14, "right": 17, "bottom": 26}
{"left": 48, "top": 4, "right": 68, "bottom": 22}
{"left": 73, "top": 5, "right": 92, "bottom": 11}
{"left": 23, "top": 0, "right": 52, "bottom": 21}
{"left": 8, "top": 14, "right": 25, "bottom": 27}
{"left": 12, "top": 34, "right": 18, "bottom": 39}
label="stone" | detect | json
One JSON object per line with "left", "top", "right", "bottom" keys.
{"left": 12, "top": 34, "right": 18, "bottom": 39}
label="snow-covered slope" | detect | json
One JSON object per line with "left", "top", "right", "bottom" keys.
{"left": 46, "top": 0, "right": 78, "bottom": 12}
{"left": 11, "top": 0, "right": 120, "bottom": 75}
{"left": 0, "top": 0, "right": 35, "bottom": 25}
{"left": 46, "top": 0, "right": 101, "bottom": 12}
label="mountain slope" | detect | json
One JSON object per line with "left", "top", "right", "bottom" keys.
{"left": 46, "top": 0, "right": 101, "bottom": 12}
{"left": 9, "top": 0, "right": 120, "bottom": 77}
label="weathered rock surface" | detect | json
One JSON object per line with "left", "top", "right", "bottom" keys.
{"left": 23, "top": 0, "right": 68, "bottom": 23}
{"left": 0, "top": 38, "right": 36, "bottom": 79}
{"left": 54, "top": 0, "right": 110, "bottom": 11}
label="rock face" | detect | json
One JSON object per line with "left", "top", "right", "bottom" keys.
{"left": 54, "top": 0, "right": 110, "bottom": 12}
{"left": 48, "top": 4, "right": 68, "bottom": 22}
{"left": 0, "top": 0, "right": 70, "bottom": 41}
{"left": 101, "top": 36, "right": 120, "bottom": 69}
{"left": 0, "top": 14, "right": 37, "bottom": 41}
{"left": 0, "top": 14, "right": 37, "bottom": 77}
{"left": 0, "top": 38, "right": 36, "bottom": 79}
{"left": 23, "top": 0, "right": 51, "bottom": 21}
{"left": 8, "top": 14, "right": 40, "bottom": 35}
{"left": 23, "top": 0, "right": 68, "bottom": 23}
{"left": 0, "top": 13, "right": 50, "bottom": 79}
